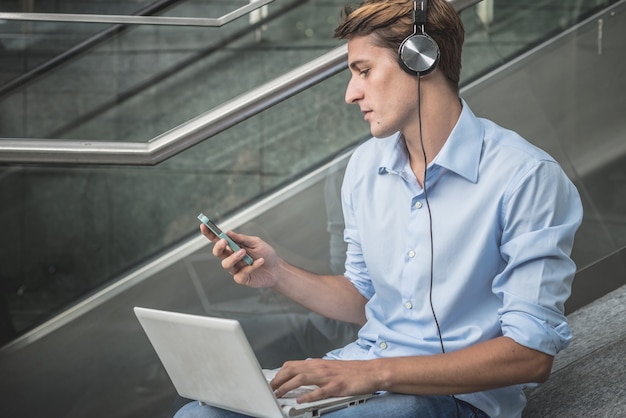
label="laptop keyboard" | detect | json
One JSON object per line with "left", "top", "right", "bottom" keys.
{"left": 280, "top": 384, "right": 317, "bottom": 399}
{"left": 263, "top": 369, "right": 318, "bottom": 399}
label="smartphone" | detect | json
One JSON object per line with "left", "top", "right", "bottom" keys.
{"left": 197, "top": 213, "right": 254, "bottom": 265}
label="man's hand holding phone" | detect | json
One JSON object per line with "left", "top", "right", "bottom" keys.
{"left": 197, "top": 214, "right": 277, "bottom": 289}
{"left": 198, "top": 214, "right": 253, "bottom": 265}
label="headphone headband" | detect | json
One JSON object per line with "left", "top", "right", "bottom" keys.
{"left": 414, "top": 0, "right": 427, "bottom": 33}
{"left": 398, "top": 0, "right": 439, "bottom": 76}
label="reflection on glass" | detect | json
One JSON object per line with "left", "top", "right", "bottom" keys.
{"left": 0, "top": 0, "right": 623, "bottom": 346}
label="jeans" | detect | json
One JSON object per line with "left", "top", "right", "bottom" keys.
{"left": 173, "top": 393, "right": 489, "bottom": 418}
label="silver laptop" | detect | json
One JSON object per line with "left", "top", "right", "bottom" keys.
{"left": 134, "top": 307, "right": 372, "bottom": 418}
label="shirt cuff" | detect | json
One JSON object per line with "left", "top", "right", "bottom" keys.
{"left": 500, "top": 310, "right": 572, "bottom": 356}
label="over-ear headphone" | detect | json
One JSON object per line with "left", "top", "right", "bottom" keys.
{"left": 398, "top": 0, "right": 440, "bottom": 76}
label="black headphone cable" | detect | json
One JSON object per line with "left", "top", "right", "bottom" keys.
{"left": 417, "top": 74, "right": 461, "bottom": 418}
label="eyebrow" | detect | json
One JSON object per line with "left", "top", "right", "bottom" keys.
{"left": 349, "top": 60, "right": 369, "bottom": 71}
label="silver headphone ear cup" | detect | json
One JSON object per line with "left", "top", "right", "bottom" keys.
{"left": 398, "top": 33, "right": 440, "bottom": 76}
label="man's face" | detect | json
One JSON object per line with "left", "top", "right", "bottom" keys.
{"left": 345, "top": 34, "right": 420, "bottom": 138}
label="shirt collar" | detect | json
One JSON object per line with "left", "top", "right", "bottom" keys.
{"left": 378, "top": 133, "right": 409, "bottom": 176}
{"left": 378, "top": 99, "right": 484, "bottom": 184}
{"left": 432, "top": 99, "right": 483, "bottom": 183}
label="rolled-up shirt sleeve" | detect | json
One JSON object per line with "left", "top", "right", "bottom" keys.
{"left": 494, "top": 160, "right": 583, "bottom": 355}
{"left": 341, "top": 153, "right": 376, "bottom": 301}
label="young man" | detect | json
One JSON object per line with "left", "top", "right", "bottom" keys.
{"left": 176, "top": 0, "right": 582, "bottom": 416}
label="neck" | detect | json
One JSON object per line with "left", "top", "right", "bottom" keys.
{"left": 404, "top": 80, "right": 462, "bottom": 183}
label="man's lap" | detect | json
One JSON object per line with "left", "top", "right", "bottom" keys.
{"left": 173, "top": 393, "right": 488, "bottom": 418}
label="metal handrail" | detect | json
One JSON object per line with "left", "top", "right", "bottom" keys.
{"left": 0, "top": 0, "right": 274, "bottom": 27}
{"left": 0, "top": 0, "right": 481, "bottom": 165}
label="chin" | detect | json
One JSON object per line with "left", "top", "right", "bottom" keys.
{"left": 370, "top": 127, "right": 394, "bottom": 139}
{"left": 368, "top": 120, "right": 399, "bottom": 138}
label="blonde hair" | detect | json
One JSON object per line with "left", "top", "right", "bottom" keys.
{"left": 334, "top": 0, "right": 464, "bottom": 90}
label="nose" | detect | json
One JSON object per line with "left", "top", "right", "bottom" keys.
{"left": 344, "top": 75, "right": 362, "bottom": 104}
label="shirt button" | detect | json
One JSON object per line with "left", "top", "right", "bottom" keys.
{"left": 408, "top": 250, "right": 416, "bottom": 258}
{"left": 405, "top": 302, "right": 413, "bottom": 310}
{"left": 379, "top": 342, "right": 388, "bottom": 350}
{"left": 415, "top": 201, "right": 423, "bottom": 209}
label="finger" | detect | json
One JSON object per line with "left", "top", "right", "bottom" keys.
{"left": 200, "top": 223, "right": 219, "bottom": 241}
{"left": 297, "top": 386, "right": 331, "bottom": 404}
{"left": 270, "top": 361, "right": 301, "bottom": 388}
{"left": 232, "top": 258, "right": 265, "bottom": 286}
{"left": 272, "top": 375, "right": 308, "bottom": 399}
{"left": 221, "top": 248, "right": 246, "bottom": 270}
{"left": 225, "top": 230, "right": 256, "bottom": 249}
{"left": 271, "top": 361, "right": 311, "bottom": 396}
{"left": 213, "top": 238, "right": 233, "bottom": 259}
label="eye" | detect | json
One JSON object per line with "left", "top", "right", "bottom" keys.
{"left": 359, "top": 69, "right": 370, "bottom": 77}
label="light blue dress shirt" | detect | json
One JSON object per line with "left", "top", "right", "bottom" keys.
{"left": 324, "top": 101, "right": 583, "bottom": 418}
